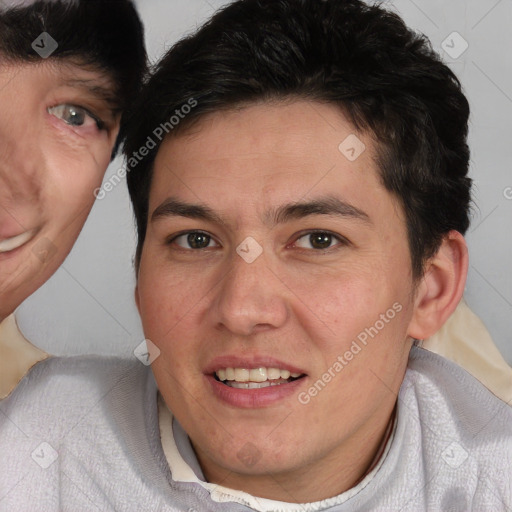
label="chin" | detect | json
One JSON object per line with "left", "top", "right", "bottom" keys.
{"left": 209, "top": 435, "right": 302, "bottom": 475}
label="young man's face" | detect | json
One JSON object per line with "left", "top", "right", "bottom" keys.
{"left": 0, "top": 60, "right": 120, "bottom": 320}
{"left": 136, "top": 101, "right": 419, "bottom": 501}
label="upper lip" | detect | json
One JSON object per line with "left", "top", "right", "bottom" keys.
{"left": 0, "top": 216, "right": 37, "bottom": 240}
{"left": 204, "top": 355, "right": 307, "bottom": 375}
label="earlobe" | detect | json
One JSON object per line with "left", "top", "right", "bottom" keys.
{"left": 407, "top": 230, "right": 468, "bottom": 340}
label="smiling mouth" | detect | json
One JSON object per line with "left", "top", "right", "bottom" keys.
{"left": 214, "top": 367, "right": 305, "bottom": 389}
{"left": 0, "top": 230, "right": 36, "bottom": 253}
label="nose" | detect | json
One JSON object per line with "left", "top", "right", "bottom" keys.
{"left": 211, "top": 249, "right": 289, "bottom": 337}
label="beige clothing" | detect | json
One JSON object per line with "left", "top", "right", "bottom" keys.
{"left": 0, "top": 314, "right": 48, "bottom": 399}
{"left": 422, "top": 299, "right": 512, "bottom": 404}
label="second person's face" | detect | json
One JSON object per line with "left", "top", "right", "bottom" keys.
{"left": 0, "top": 60, "right": 120, "bottom": 320}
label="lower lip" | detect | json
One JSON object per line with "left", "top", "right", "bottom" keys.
{"left": 206, "top": 374, "right": 306, "bottom": 408}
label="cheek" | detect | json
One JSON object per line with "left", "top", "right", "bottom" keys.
{"left": 44, "top": 143, "right": 108, "bottom": 214}
{"left": 285, "top": 265, "right": 394, "bottom": 338}
{"left": 140, "top": 266, "right": 209, "bottom": 404}
{"left": 283, "top": 261, "right": 414, "bottom": 380}
{"left": 137, "top": 258, "right": 208, "bottom": 345}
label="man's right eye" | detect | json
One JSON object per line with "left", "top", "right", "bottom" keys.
{"left": 170, "top": 231, "right": 219, "bottom": 250}
{"left": 48, "top": 104, "right": 105, "bottom": 130}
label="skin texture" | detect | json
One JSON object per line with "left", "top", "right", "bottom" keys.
{"left": 0, "top": 60, "right": 120, "bottom": 321}
{"left": 136, "top": 100, "right": 467, "bottom": 503}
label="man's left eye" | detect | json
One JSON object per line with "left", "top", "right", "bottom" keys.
{"left": 48, "top": 104, "right": 104, "bottom": 130}
{"left": 294, "top": 231, "right": 346, "bottom": 250}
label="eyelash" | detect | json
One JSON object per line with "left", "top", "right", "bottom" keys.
{"left": 47, "top": 103, "right": 106, "bottom": 131}
{"left": 166, "top": 230, "right": 349, "bottom": 252}
{"left": 290, "top": 230, "right": 349, "bottom": 252}
{"left": 166, "top": 230, "right": 219, "bottom": 250}
{"left": 88, "top": 109, "right": 106, "bottom": 130}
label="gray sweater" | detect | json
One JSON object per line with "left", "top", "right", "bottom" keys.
{"left": 0, "top": 346, "right": 511, "bottom": 511}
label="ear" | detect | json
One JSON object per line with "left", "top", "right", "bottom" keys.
{"left": 407, "top": 230, "right": 468, "bottom": 340}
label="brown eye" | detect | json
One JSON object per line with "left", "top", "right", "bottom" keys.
{"left": 187, "top": 232, "right": 211, "bottom": 249}
{"left": 172, "top": 231, "right": 218, "bottom": 250}
{"left": 294, "top": 231, "right": 347, "bottom": 250}
{"left": 309, "top": 233, "right": 332, "bottom": 249}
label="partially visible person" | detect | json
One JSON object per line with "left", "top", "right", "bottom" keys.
{"left": 0, "top": 0, "right": 146, "bottom": 398}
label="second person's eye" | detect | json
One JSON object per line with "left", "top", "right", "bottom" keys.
{"left": 48, "top": 104, "right": 105, "bottom": 130}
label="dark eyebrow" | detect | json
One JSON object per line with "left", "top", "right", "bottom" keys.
{"left": 151, "top": 196, "right": 371, "bottom": 226}
{"left": 62, "top": 78, "right": 122, "bottom": 112}
{"left": 151, "top": 197, "right": 224, "bottom": 224}
{"left": 267, "top": 196, "right": 371, "bottom": 225}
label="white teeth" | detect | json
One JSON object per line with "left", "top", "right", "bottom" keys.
{"left": 280, "top": 369, "right": 290, "bottom": 380}
{"left": 226, "top": 380, "right": 289, "bottom": 389}
{"left": 215, "top": 366, "right": 303, "bottom": 384}
{"left": 249, "top": 368, "right": 267, "bottom": 382}
{"left": 267, "top": 368, "right": 281, "bottom": 380}
{"left": 229, "top": 381, "right": 271, "bottom": 389}
{"left": 0, "top": 230, "right": 35, "bottom": 253}
{"left": 234, "top": 368, "right": 250, "bottom": 382}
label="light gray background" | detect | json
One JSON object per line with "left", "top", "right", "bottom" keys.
{"left": 16, "top": 0, "right": 512, "bottom": 363}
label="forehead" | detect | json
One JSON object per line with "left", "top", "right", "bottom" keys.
{"left": 178, "top": 101, "right": 362, "bottom": 159}
{"left": 0, "top": 59, "right": 118, "bottom": 105}
{"left": 150, "top": 101, "right": 385, "bottom": 208}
